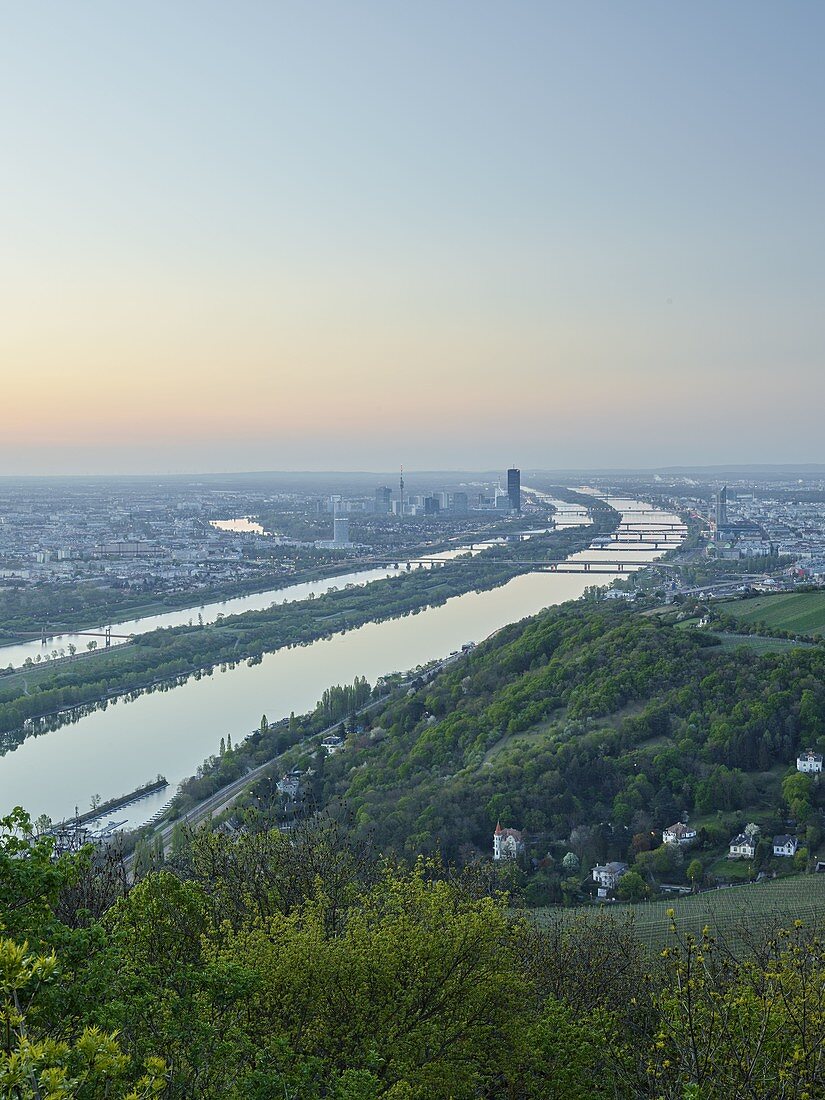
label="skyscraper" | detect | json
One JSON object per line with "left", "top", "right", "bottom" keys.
{"left": 375, "top": 486, "right": 392, "bottom": 514}
{"left": 507, "top": 468, "right": 521, "bottom": 513}
{"left": 332, "top": 516, "right": 350, "bottom": 548}
{"left": 714, "top": 485, "right": 728, "bottom": 532}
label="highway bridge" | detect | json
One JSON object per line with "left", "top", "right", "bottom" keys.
{"left": 10, "top": 626, "right": 133, "bottom": 644}
{"left": 559, "top": 512, "right": 687, "bottom": 528}
{"left": 401, "top": 557, "right": 676, "bottom": 572}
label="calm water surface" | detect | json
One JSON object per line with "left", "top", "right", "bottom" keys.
{"left": 209, "top": 517, "right": 272, "bottom": 535}
{"left": 0, "top": 499, "right": 683, "bottom": 825}
{"left": 0, "top": 547, "right": 506, "bottom": 671}
{"left": 0, "top": 510, "right": 566, "bottom": 672}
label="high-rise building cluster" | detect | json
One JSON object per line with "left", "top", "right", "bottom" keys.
{"left": 319, "top": 467, "right": 522, "bottom": 523}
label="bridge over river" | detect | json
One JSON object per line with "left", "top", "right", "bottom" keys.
{"left": 0, "top": 494, "right": 685, "bottom": 828}
{"left": 401, "top": 557, "right": 677, "bottom": 573}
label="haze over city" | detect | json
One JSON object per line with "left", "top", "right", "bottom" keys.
{"left": 2, "top": 2, "right": 824, "bottom": 474}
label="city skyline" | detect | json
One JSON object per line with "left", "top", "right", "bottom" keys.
{"left": 2, "top": 3, "right": 824, "bottom": 475}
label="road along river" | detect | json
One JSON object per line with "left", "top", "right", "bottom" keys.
{"left": 0, "top": 498, "right": 683, "bottom": 826}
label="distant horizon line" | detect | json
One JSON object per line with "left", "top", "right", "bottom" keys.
{"left": 1, "top": 462, "right": 825, "bottom": 482}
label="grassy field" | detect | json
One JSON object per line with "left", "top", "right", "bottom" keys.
{"left": 481, "top": 723, "right": 556, "bottom": 765}
{"left": 533, "top": 875, "right": 825, "bottom": 956}
{"left": 719, "top": 591, "right": 825, "bottom": 636}
{"left": 706, "top": 854, "right": 754, "bottom": 881}
{"left": 713, "top": 632, "right": 811, "bottom": 654}
{"left": 481, "top": 701, "right": 648, "bottom": 767}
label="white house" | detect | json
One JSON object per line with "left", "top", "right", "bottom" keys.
{"left": 276, "top": 774, "right": 302, "bottom": 799}
{"left": 729, "top": 833, "right": 757, "bottom": 859}
{"left": 796, "top": 751, "right": 823, "bottom": 774}
{"left": 773, "top": 835, "right": 799, "bottom": 858}
{"left": 493, "top": 822, "right": 524, "bottom": 861}
{"left": 591, "top": 862, "right": 628, "bottom": 895}
{"left": 320, "top": 734, "right": 344, "bottom": 755}
{"left": 662, "top": 822, "right": 697, "bottom": 847}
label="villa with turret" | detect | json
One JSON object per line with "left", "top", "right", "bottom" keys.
{"left": 493, "top": 822, "right": 525, "bottom": 861}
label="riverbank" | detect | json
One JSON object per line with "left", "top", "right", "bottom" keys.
{"left": 0, "top": 511, "right": 556, "bottom": 644}
{"left": 0, "top": 502, "right": 616, "bottom": 745}
{"left": 123, "top": 674, "right": 419, "bottom": 858}
{"left": 0, "top": 494, "right": 688, "bottom": 826}
{"left": 0, "top": 511, "right": 565, "bottom": 674}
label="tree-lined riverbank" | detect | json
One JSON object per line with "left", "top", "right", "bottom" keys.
{"left": 0, "top": 499, "right": 618, "bottom": 744}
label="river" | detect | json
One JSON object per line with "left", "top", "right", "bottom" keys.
{"left": 0, "top": 497, "right": 683, "bottom": 827}
{"left": 0, "top": 528, "right": 559, "bottom": 671}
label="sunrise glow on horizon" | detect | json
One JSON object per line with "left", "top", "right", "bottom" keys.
{"left": 2, "top": 2, "right": 824, "bottom": 474}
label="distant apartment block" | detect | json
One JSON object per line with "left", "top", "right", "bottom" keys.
{"left": 96, "top": 541, "right": 166, "bottom": 558}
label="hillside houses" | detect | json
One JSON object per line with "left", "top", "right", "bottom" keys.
{"left": 321, "top": 733, "right": 345, "bottom": 755}
{"left": 797, "top": 750, "right": 823, "bottom": 774}
{"left": 773, "top": 835, "right": 799, "bottom": 858}
{"left": 662, "top": 822, "right": 697, "bottom": 847}
{"left": 591, "top": 862, "right": 628, "bottom": 897}
{"left": 729, "top": 832, "right": 758, "bottom": 859}
{"left": 492, "top": 822, "right": 525, "bottom": 861}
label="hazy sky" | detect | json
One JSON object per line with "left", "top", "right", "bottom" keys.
{"left": 1, "top": 2, "right": 823, "bottom": 474}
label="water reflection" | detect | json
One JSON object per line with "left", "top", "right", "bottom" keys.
{"left": 209, "top": 517, "right": 274, "bottom": 535}
{"left": 0, "top": 497, "right": 682, "bottom": 825}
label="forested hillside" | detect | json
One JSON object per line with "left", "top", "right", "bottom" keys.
{"left": 6, "top": 592, "right": 825, "bottom": 1097}
{"left": 5, "top": 806, "right": 825, "bottom": 1098}
{"left": 313, "top": 602, "right": 825, "bottom": 871}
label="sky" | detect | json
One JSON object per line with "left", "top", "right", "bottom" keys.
{"left": 1, "top": 2, "right": 823, "bottom": 474}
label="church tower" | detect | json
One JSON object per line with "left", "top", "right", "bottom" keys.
{"left": 493, "top": 820, "right": 503, "bottom": 861}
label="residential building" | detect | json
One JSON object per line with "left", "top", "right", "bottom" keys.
{"left": 773, "top": 835, "right": 799, "bottom": 858}
{"left": 662, "top": 822, "right": 697, "bottom": 847}
{"left": 97, "top": 540, "right": 165, "bottom": 557}
{"left": 321, "top": 733, "right": 344, "bottom": 755}
{"left": 591, "top": 861, "right": 628, "bottom": 893}
{"left": 275, "top": 774, "right": 302, "bottom": 800}
{"left": 492, "top": 821, "right": 525, "bottom": 861}
{"left": 332, "top": 516, "right": 350, "bottom": 548}
{"left": 728, "top": 833, "right": 757, "bottom": 859}
{"left": 797, "top": 750, "right": 823, "bottom": 774}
